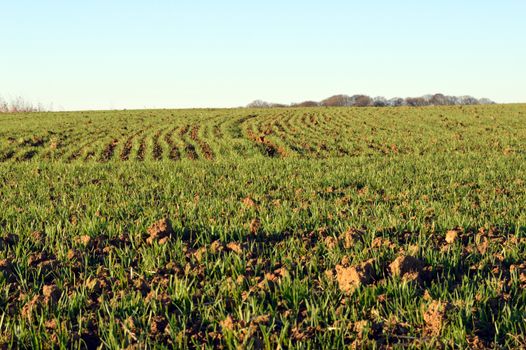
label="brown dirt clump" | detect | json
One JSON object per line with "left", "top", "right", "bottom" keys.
{"left": 21, "top": 295, "right": 44, "bottom": 321}
{"left": 22, "top": 285, "right": 62, "bottom": 321}
{"left": 353, "top": 320, "right": 370, "bottom": 339}
{"left": 0, "top": 259, "right": 11, "bottom": 270}
{"left": 291, "top": 325, "right": 320, "bottom": 341}
{"left": 152, "top": 130, "right": 163, "bottom": 160}
{"left": 342, "top": 228, "right": 364, "bottom": 248}
{"left": 200, "top": 142, "right": 214, "bottom": 160}
{"left": 190, "top": 125, "right": 199, "bottom": 141}
{"left": 133, "top": 278, "right": 151, "bottom": 296}
{"left": 250, "top": 314, "right": 270, "bottom": 326}
{"left": 389, "top": 255, "right": 424, "bottom": 281}
{"left": 242, "top": 197, "right": 256, "bottom": 208}
{"left": 466, "top": 335, "right": 490, "bottom": 349}
{"left": 146, "top": 218, "right": 174, "bottom": 245}
{"left": 209, "top": 240, "right": 224, "bottom": 254}
{"left": 67, "top": 147, "right": 83, "bottom": 162}
{"left": 28, "top": 252, "right": 59, "bottom": 274}
{"left": 324, "top": 236, "right": 338, "bottom": 250}
{"left": 0, "top": 150, "right": 15, "bottom": 162}
{"left": 76, "top": 235, "right": 92, "bottom": 247}
{"left": 31, "top": 230, "right": 45, "bottom": 244}
{"left": 45, "top": 319, "right": 58, "bottom": 330}
{"left": 67, "top": 249, "right": 80, "bottom": 261}
{"left": 445, "top": 229, "right": 460, "bottom": 244}
{"left": 17, "top": 150, "right": 38, "bottom": 161}
{"left": 372, "top": 237, "right": 397, "bottom": 250}
{"left": 184, "top": 143, "right": 198, "bottom": 160}
{"left": 86, "top": 277, "right": 103, "bottom": 294}
{"left": 188, "top": 125, "right": 214, "bottom": 160}
{"left": 28, "top": 252, "right": 46, "bottom": 266}
{"left": 510, "top": 263, "right": 526, "bottom": 286}
{"left": 226, "top": 242, "right": 243, "bottom": 254}
{"left": 42, "top": 284, "right": 61, "bottom": 304}
{"left": 0, "top": 233, "right": 18, "bottom": 248}
{"left": 164, "top": 128, "right": 180, "bottom": 160}
{"left": 179, "top": 124, "right": 190, "bottom": 136}
{"left": 249, "top": 218, "right": 261, "bottom": 234}
{"left": 136, "top": 137, "right": 146, "bottom": 161}
{"left": 476, "top": 234, "right": 489, "bottom": 255}
{"left": 150, "top": 315, "right": 168, "bottom": 336}
{"left": 220, "top": 315, "right": 236, "bottom": 332}
{"left": 335, "top": 259, "right": 375, "bottom": 294}
{"left": 423, "top": 300, "right": 452, "bottom": 336}
{"left": 100, "top": 139, "right": 118, "bottom": 162}
{"left": 246, "top": 129, "right": 286, "bottom": 158}
{"left": 120, "top": 133, "right": 137, "bottom": 160}
{"left": 0, "top": 259, "right": 13, "bottom": 279}
{"left": 168, "top": 144, "right": 181, "bottom": 160}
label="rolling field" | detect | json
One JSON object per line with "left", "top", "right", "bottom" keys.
{"left": 1, "top": 105, "right": 526, "bottom": 349}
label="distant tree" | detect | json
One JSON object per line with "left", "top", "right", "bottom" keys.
{"left": 372, "top": 96, "right": 387, "bottom": 107}
{"left": 0, "top": 96, "right": 7, "bottom": 113}
{"left": 0, "top": 95, "right": 44, "bottom": 113}
{"left": 294, "top": 101, "right": 319, "bottom": 107}
{"left": 478, "top": 98, "right": 495, "bottom": 105}
{"left": 387, "top": 97, "right": 405, "bottom": 107}
{"left": 352, "top": 95, "right": 373, "bottom": 107}
{"left": 320, "top": 94, "right": 353, "bottom": 107}
{"left": 430, "top": 93, "right": 448, "bottom": 105}
{"left": 445, "top": 96, "right": 460, "bottom": 105}
{"left": 459, "top": 96, "right": 479, "bottom": 105}
{"left": 246, "top": 100, "right": 271, "bottom": 108}
{"left": 246, "top": 94, "right": 495, "bottom": 109}
{"left": 422, "top": 94, "right": 433, "bottom": 105}
{"left": 405, "top": 97, "right": 428, "bottom": 107}
{"left": 269, "top": 103, "right": 288, "bottom": 108}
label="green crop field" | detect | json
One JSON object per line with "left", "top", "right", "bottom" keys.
{"left": 1, "top": 105, "right": 525, "bottom": 349}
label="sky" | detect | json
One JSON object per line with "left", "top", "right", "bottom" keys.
{"left": 1, "top": 1, "right": 525, "bottom": 110}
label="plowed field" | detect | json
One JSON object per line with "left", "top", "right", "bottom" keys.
{"left": 0, "top": 105, "right": 525, "bottom": 349}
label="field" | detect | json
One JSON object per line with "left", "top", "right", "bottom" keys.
{"left": 1, "top": 105, "right": 526, "bottom": 349}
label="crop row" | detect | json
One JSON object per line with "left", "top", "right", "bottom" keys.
{"left": 1, "top": 105, "right": 525, "bottom": 162}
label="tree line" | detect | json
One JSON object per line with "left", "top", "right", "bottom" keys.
{"left": 247, "top": 93, "right": 495, "bottom": 108}
{"left": 0, "top": 96, "right": 46, "bottom": 113}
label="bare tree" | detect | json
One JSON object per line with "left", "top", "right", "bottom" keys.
{"left": 445, "top": 96, "right": 460, "bottom": 105}
{"left": 373, "top": 96, "right": 387, "bottom": 107}
{"left": 246, "top": 94, "right": 494, "bottom": 109}
{"left": 387, "top": 97, "right": 405, "bottom": 107}
{"left": 430, "top": 93, "right": 447, "bottom": 105}
{"left": 405, "top": 97, "right": 429, "bottom": 107}
{"left": 352, "top": 95, "right": 373, "bottom": 107}
{"left": 478, "top": 98, "right": 494, "bottom": 105}
{"left": 459, "top": 96, "right": 479, "bottom": 105}
{"left": 293, "top": 101, "right": 319, "bottom": 107}
{"left": 0, "top": 95, "right": 45, "bottom": 113}
{"left": 246, "top": 100, "right": 271, "bottom": 108}
{"left": 321, "top": 95, "right": 353, "bottom": 107}
{"left": 0, "top": 96, "right": 8, "bottom": 113}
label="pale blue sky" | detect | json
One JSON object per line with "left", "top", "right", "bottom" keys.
{"left": 1, "top": 1, "right": 525, "bottom": 110}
